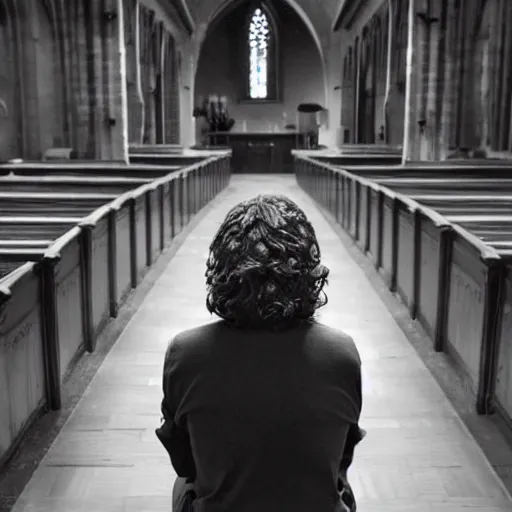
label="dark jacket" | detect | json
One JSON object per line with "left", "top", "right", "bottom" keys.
{"left": 156, "top": 319, "right": 364, "bottom": 511}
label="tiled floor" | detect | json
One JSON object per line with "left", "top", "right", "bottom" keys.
{"left": 11, "top": 175, "right": 512, "bottom": 511}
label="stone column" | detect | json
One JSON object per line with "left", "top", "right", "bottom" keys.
{"left": 415, "top": 0, "right": 438, "bottom": 160}
{"left": 19, "top": 0, "right": 40, "bottom": 160}
{"left": 103, "top": 0, "right": 129, "bottom": 161}
{"left": 353, "top": 36, "right": 361, "bottom": 143}
{"left": 402, "top": 0, "right": 418, "bottom": 162}
{"left": 384, "top": 0, "right": 407, "bottom": 148}
{"left": 425, "top": 0, "right": 444, "bottom": 160}
{"left": 403, "top": 0, "right": 439, "bottom": 161}
{"left": 383, "top": 0, "right": 393, "bottom": 144}
{"left": 438, "top": 0, "right": 460, "bottom": 158}
{"left": 83, "top": 0, "right": 129, "bottom": 161}
{"left": 123, "top": 0, "right": 144, "bottom": 145}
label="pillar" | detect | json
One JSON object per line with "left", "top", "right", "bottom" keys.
{"left": 383, "top": 0, "right": 393, "bottom": 144}
{"left": 81, "top": 0, "right": 129, "bottom": 161}
{"left": 402, "top": 0, "right": 418, "bottom": 162}
{"left": 102, "top": 0, "right": 129, "bottom": 161}
{"left": 412, "top": 0, "right": 441, "bottom": 160}
{"left": 123, "top": 0, "right": 144, "bottom": 145}
{"left": 22, "top": 0, "right": 130, "bottom": 161}
{"left": 384, "top": 0, "right": 408, "bottom": 149}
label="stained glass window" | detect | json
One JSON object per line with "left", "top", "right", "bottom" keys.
{"left": 248, "top": 8, "right": 270, "bottom": 99}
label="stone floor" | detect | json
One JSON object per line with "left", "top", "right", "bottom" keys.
{"left": 10, "top": 175, "right": 512, "bottom": 511}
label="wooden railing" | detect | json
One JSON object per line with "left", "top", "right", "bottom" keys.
{"left": 294, "top": 155, "right": 512, "bottom": 427}
{"left": 0, "top": 153, "right": 231, "bottom": 467}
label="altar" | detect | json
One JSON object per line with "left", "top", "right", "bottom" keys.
{"left": 204, "top": 131, "right": 300, "bottom": 173}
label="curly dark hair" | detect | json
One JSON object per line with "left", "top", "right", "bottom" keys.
{"left": 205, "top": 194, "right": 329, "bottom": 331}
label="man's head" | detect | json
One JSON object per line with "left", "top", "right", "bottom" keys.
{"left": 205, "top": 194, "right": 329, "bottom": 330}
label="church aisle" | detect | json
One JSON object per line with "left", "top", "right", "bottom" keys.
{"left": 11, "top": 175, "right": 512, "bottom": 512}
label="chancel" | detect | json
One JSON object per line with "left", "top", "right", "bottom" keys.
{"left": 192, "top": 0, "right": 327, "bottom": 173}
{"left": 3, "top": 1, "right": 512, "bottom": 512}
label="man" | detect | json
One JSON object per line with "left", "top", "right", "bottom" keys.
{"left": 157, "top": 194, "right": 364, "bottom": 511}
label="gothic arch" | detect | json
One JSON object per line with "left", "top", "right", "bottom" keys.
{"left": 204, "top": 0, "right": 327, "bottom": 106}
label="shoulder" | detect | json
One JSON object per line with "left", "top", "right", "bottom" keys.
{"left": 307, "top": 321, "right": 361, "bottom": 368}
{"left": 164, "top": 321, "right": 221, "bottom": 366}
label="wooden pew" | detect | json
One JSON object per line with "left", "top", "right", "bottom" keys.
{"left": 0, "top": 192, "right": 118, "bottom": 217}
{"left": 378, "top": 166, "right": 512, "bottom": 179}
{"left": 0, "top": 260, "right": 25, "bottom": 278}
{"left": 337, "top": 144, "right": 402, "bottom": 155}
{"left": 0, "top": 152, "right": 233, "bottom": 471}
{"left": 128, "top": 153, "right": 208, "bottom": 166}
{"left": 129, "top": 144, "right": 183, "bottom": 154}
{"left": 326, "top": 163, "right": 512, "bottom": 180}
{"left": 0, "top": 162, "right": 182, "bottom": 179}
{"left": 445, "top": 214, "right": 512, "bottom": 225}
{"left": 444, "top": 215, "right": 512, "bottom": 241}
{"left": 0, "top": 248, "right": 47, "bottom": 261}
{"left": 374, "top": 177, "right": 512, "bottom": 195}
{"left": 409, "top": 195, "right": 512, "bottom": 215}
{"left": 310, "top": 154, "right": 402, "bottom": 166}
{"left": 0, "top": 240, "right": 51, "bottom": 248}
{"left": 0, "top": 175, "right": 153, "bottom": 194}
{"left": 0, "top": 217, "right": 81, "bottom": 240}
{"left": 295, "top": 154, "right": 502, "bottom": 413}
{"left": 485, "top": 241, "right": 512, "bottom": 249}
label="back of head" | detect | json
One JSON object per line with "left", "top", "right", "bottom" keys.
{"left": 205, "top": 194, "right": 329, "bottom": 331}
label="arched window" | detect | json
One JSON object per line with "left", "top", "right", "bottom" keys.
{"left": 248, "top": 8, "right": 269, "bottom": 98}
{"left": 243, "top": 3, "right": 279, "bottom": 101}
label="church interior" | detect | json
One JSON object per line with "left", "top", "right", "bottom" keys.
{"left": 2, "top": 0, "right": 512, "bottom": 510}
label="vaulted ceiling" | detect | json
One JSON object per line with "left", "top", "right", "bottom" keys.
{"left": 183, "top": 0, "right": 342, "bottom": 48}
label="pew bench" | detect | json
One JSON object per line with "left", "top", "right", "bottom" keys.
{"left": 0, "top": 176, "right": 154, "bottom": 194}
{"left": 444, "top": 217, "right": 512, "bottom": 240}
{"left": 0, "top": 248, "right": 46, "bottom": 261}
{"left": 0, "top": 152, "right": 233, "bottom": 473}
{"left": 0, "top": 240, "right": 52, "bottom": 249}
{"left": 486, "top": 242, "right": 512, "bottom": 251}
{"left": 294, "top": 153, "right": 505, "bottom": 413}
{"left": 0, "top": 239, "right": 51, "bottom": 246}
{"left": 0, "top": 261, "right": 25, "bottom": 278}
{"left": 337, "top": 144, "right": 402, "bottom": 155}
{"left": 0, "top": 192, "right": 118, "bottom": 217}
{"left": 330, "top": 163, "right": 512, "bottom": 180}
{"left": 374, "top": 178, "right": 512, "bottom": 195}
{"left": 128, "top": 154, "right": 209, "bottom": 166}
{"left": 0, "top": 217, "right": 81, "bottom": 240}
{"left": 446, "top": 214, "right": 512, "bottom": 225}
{"left": 0, "top": 163, "right": 182, "bottom": 179}
{"left": 409, "top": 195, "right": 512, "bottom": 215}
{"left": 309, "top": 154, "right": 402, "bottom": 166}
{"left": 128, "top": 144, "right": 183, "bottom": 154}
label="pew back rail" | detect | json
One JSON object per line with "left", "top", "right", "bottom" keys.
{"left": 0, "top": 154, "right": 232, "bottom": 468}
{"left": 294, "top": 154, "right": 508, "bottom": 421}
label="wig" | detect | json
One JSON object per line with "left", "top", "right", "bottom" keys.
{"left": 205, "top": 194, "right": 329, "bottom": 330}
